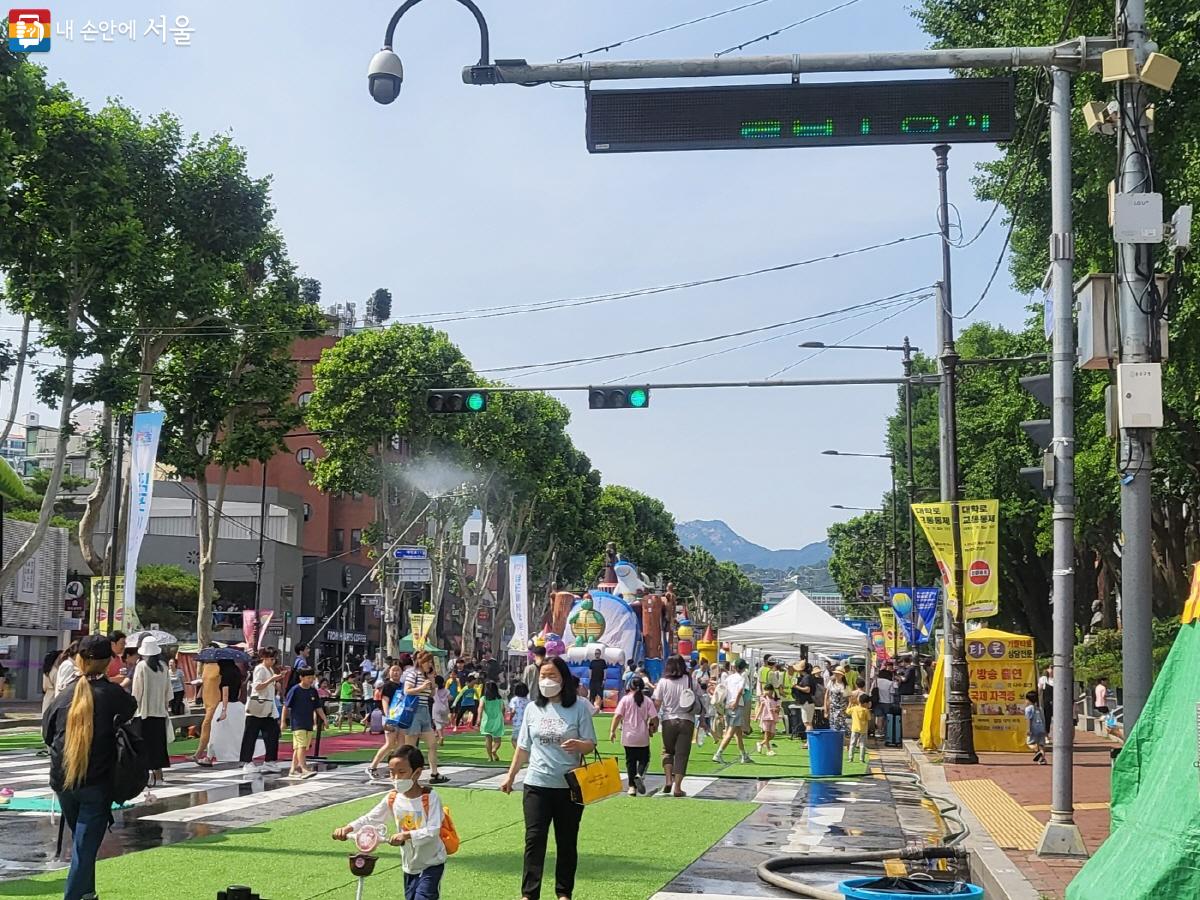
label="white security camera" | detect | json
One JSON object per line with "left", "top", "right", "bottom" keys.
{"left": 368, "top": 49, "right": 404, "bottom": 105}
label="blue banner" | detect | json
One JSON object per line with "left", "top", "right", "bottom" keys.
{"left": 841, "top": 618, "right": 875, "bottom": 637}
{"left": 123, "top": 411, "right": 165, "bottom": 629}
{"left": 888, "top": 587, "right": 939, "bottom": 645}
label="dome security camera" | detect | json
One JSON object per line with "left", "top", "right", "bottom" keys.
{"left": 368, "top": 49, "right": 404, "bottom": 105}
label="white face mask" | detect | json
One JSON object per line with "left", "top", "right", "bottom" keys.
{"left": 393, "top": 774, "right": 419, "bottom": 792}
{"left": 539, "top": 678, "right": 562, "bottom": 697}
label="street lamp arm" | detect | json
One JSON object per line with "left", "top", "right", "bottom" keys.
{"left": 384, "top": 0, "right": 490, "bottom": 65}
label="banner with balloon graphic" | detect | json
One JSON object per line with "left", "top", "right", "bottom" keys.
{"left": 889, "top": 587, "right": 940, "bottom": 645}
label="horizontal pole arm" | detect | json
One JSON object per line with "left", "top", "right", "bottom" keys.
{"left": 465, "top": 38, "right": 1115, "bottom": 85}
{"left": 451, "top": 376, "right": 910, "bottom": 392}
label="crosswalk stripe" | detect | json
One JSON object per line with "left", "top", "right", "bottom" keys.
{"left": 753, "top": 783, "right": 800, "bottom": 804}
{"left": 469, "top": 771, "right": 524, "bottom": 790}
{"left": 141, "top": 778, "right": 342, "bottom": 823}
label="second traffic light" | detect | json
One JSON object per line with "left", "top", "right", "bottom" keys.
{"left": 588, "top": 385, "right": 650, "bottom": 410}
{"left": 1018, "top": 374, "right": 1054, "bottom": 497}
{"left": 427, "top": 389, "right": 488, "bottom": 414}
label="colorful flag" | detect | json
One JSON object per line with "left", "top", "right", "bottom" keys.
{"left": 890, "top": 586, "right": 939, "bottom": 644}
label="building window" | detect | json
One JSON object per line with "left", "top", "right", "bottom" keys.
{"left": 469, "top": 532, "right": 480, "bottom": 546}
{"left": 351, "top": 528, "right": 362, "bottom": 551}
{"left": 333, "top": 529, "right": 345, "bottom": 552}
{"left": 296, "top": 447, "right": 315, "bottom": 465}
{"left": 297, "top": 391, "right": 313, "bottom": 407}
{"left": 303, "top": 503, "right": 311, "bottom": 522}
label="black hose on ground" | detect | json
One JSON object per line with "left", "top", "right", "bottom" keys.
{"left": 757, "top": 846, "right": 968, "bottom": 899}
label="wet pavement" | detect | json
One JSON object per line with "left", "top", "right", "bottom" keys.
{"left": 0, "top": 743, "right": 964, "bottom": 897}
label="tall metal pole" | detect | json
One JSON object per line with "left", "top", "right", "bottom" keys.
{"left": 1037, "top": 67, "right": 1087, "bottom": 858}
{"left": 254, "top": 460, "right": 268, "bottom": 643}
{"left": 105, "top": 415, "right": 126, "bottom": 634}
{"left": 889, "top": 459, "right": 898, "bottom": 590}
{"left": 903, "top": 337, "right": 919, "bottom": 647}
{"left": 1115, "top": 0, "right": 1155, "bottom": 735}
{"left": 934, "top": 144, "right": 977, "bottom": 764}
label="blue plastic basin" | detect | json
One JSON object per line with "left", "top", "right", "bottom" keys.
{"left": 837, "top": 877, "right": 984, "bottom": 899}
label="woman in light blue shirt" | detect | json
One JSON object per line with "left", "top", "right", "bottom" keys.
{"left": 501, "top": 656, "right": 597, "bottom": 900}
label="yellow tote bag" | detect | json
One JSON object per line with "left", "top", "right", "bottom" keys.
{"left": 566, "top": 754, "right": 622, "bottom": 805}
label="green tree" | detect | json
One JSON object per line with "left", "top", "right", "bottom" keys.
{"left": 585, "top": 485, "right": 684, "bottom": 585}
{"left": 367, "top": 288, "right": 392, "bottom": 324}
{"left": 915, "top": 0, "right": 1200, "bottom": 615}
{"left": 672, "top": 546, "right": 762, "bottom": 627}
{"left": 827, "top": 511, "right": 891, "bottom": 618}
{"left": 304, "top": 323, "right": 477, "bottom": 652}
{"left": 75, "top": 109, "right": 277, "bottom": 577}
{"left": 156, "top": 233, "right": 317, "bottom": 646}
{"left": 135, "top": 564, "right": 219, "bottom": 637}
{"left": 0, "top": 92, "right": 144, "bottom": 594}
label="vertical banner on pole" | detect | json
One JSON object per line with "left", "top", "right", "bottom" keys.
{"left": 411, "top": 613, "right": 434, "bottom": 651}
{"left": 912, "top": 500, "right": 999, "bottom": 618}
{"left": 877, "top": 607, "right": 899, "bottom": 659}
{"left": 243, "top": 609, "right": 274, "bottom": 649}
{"left": 507, "top": 554, "right": 529, "bottom": 655}
{"left": 122, "top": 411, "right": 165, "bottom": 630}
{"left": 891, "top": 587, "right": 940, "bottom": 644}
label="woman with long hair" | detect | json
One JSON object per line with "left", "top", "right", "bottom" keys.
{"left": 400, "top": 651, "right": 450, "bottom": 783}
{"left": 610, "top": 675, "right": 658, "bottom": 796}
{"left": 43, "top": 635, "right": 136, "bottom": 900}
{"left": 500, "top": 655, "right": 597, "bottom": 900}
{"left": 653, "top": 654, "right": 698, "bottom": 796}
{"left": 131, "top": 638, "right": 173, "bottom": 786}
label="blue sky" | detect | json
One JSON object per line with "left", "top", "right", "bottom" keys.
{"left": 23, "top": 0, "right": 1031, "bottom": 551}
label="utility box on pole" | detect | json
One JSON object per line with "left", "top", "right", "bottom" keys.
{"left": 1075, "top": 274, "right": 1169, "bottom": 369}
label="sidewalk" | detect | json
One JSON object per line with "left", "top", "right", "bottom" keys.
{"left": 942, "top": 732, "right": 1113, "bottom": 899}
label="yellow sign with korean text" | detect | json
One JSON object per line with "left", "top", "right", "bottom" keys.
{"left": 967, "top": 627, "right": 1036, "bottom": 752}
{"left": 877, "top": 607, "right": 900, "bottom": 659}
{"left": 911, "top": 500, "right": 999, "bottom": 618}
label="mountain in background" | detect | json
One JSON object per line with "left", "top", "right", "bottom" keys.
{"left": 676, "top": 519, "right": 831, "bottom": 569}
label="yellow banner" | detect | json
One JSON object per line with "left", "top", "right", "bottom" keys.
{"left": 89, "top": 576, "right": 126, "bottom": 632}
{"left": 912, "top": 500, "right": 999, "bottom": 618}
{"left": 877, "top": 607, "right": 900, "bottom": 658}
{"left": 411, "top": 612, "right": 435, "bottom": 650}
{"left": 1183, "top": 563, "right": 1200, "bottom": 624}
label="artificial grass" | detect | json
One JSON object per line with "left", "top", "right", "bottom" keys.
{"left": 0, "top": 731, "right": 46, "bottom": 752}
{"left": 329, "top": 722, "right": 871, "bottom": 779}
{"left": 0, "top": 787, "right": 754, "bottom": 899}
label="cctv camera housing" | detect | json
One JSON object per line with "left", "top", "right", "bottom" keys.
{"left": 368, "top": 49, "right": 404, "bottom": 105}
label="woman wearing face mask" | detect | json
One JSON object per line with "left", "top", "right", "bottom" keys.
{"left": 500, "top": 656, "right": 597, "bottom": 900}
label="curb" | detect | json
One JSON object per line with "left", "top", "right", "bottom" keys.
{"left": 903, "top": 741, "right": 1041, "bottom": 900}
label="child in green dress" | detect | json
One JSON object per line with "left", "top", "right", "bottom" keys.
{"left": 479, "top": 680, "right": 505, "bottom": 762}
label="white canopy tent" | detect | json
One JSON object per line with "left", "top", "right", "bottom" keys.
{"left": 720, "top": 589, "right": 868, "bottom": 659}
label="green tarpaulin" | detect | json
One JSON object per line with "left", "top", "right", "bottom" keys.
{"left": 396, "top": 635, "right": 447, "bottom": 655}
{"left": 1067, "top": 620, "right": 1200, "bottom": 899}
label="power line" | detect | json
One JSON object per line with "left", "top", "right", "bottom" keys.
{"left": 767, "top": 293, "right": 924, "bottom": 378}
{"left": 716, "top": 0, "right": 865, "bottom": 57}
{"left": 558, "top": 0, "right": 782, "bottom": 62}
{"left": 603, "top": 292, "right": 929, "bottom": 384}
{"left": 399, "top": 233, "right": 937, "bottom": 324}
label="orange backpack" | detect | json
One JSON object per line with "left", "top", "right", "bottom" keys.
{"left": 387, "top": 789, "right": 460, "bottom": 855}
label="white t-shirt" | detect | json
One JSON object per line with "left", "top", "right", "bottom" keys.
{"left": 724, "top": 672, "right": 747, "bottom": 708}
{"left": 347, "top": 789, "right": 446, "bottom": 875}
{"left": 251, "top": 664, "right": 279, "bottom": 717}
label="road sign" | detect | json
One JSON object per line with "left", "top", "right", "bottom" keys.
{"left": 296, "top": 616, "right": 316, "bottom": 625}
{"left": 393, "top": 547, "right": 428, "bottom": 560}
{"left": 860, "top": 584, "right": 873, "bottom": 599}
{"left": 360, "top": 593, "right": 382, "bottom": 606}
{"left": 391, "top": 558, "right": 432, "bottom": 584}
{"left": 587, "top": 77, "right": 1016, "bottom": 154}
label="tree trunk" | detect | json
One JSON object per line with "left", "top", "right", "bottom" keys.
{"left": 195, "top": 465, "right": 229, "bottom": 648}
{"left": 77, "top": 406, "right": 113, "bottom": 574}
{"left": 0, "top": 301, "right": 78, "bottom": 594}
{"left": 0, "top": 311, "right": 30, "bottom": 446}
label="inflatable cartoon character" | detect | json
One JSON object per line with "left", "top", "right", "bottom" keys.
{"left": 550, "top": 590, "right": 577, "bottom": 637}
{"left": 544, "top": 632, "right": 567, "bottom": 658}
{"left": 677, "top": 617, "right": 694, "bottom": 657}
{"left": 569, "top": 595, "right": 606, "bottom": 647}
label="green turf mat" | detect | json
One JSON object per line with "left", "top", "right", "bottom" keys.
{"left": 0, "top": 787, "right": 754, "bottom": 899}
{"left": 0, "top": 731, "right": 47, "bottom": 752}
{"left": 330, "top": 727, "right": 870, "bottom": 779}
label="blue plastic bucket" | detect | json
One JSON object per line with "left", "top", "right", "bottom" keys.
{"left": 806, "top": 728, "right": 844, "bottom": 777}
{"left": 838, "top": 877, "right": 984, "bottom": 899}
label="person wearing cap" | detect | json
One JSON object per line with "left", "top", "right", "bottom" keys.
{"left": 43, "top": 634, "right": 137, "bottom": 900}
{"left": 132, "top": 637, "right": 173, "bottom": 787}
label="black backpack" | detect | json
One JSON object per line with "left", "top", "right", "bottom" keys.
{"left": 111, "top": 716, "right": 149, "bottom": 805}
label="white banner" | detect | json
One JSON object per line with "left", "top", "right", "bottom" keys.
{"left": 123, "top": 411, "right": 165, "bottom": 629}
{"left": 507, "top": 554, "right": 529, "bottom": 655}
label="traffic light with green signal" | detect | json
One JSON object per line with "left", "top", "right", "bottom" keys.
{"left": 427, "top": 389, "right": 488, "bottom": 414}
{"left": 588, "top": 386, "right": 650, "bottom": 410}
